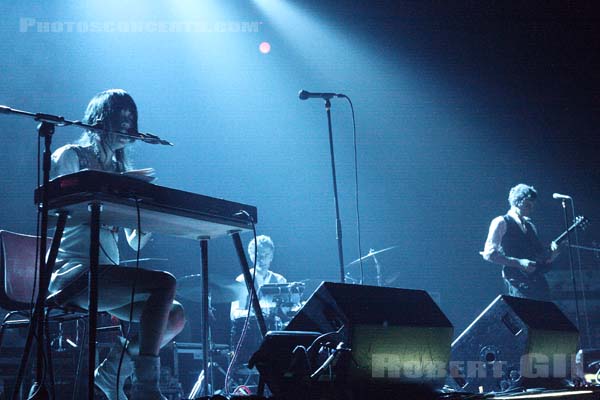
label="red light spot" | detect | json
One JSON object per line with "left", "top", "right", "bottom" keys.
{"left": 259, "top": 41, "right": 271, "bottom": 54}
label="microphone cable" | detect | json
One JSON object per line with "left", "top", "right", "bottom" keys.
{"left": 115, "top": 197, "right": 144, "bottom": 400}
{"left": 339, "top": 95, "right": 365, "bottom": 284}
{"left": 224, "top": 212, "right": 258, "bottom": 395}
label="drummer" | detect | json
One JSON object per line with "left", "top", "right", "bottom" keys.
{"left": 230, "top": 234, "right": 286, "bottom": 320}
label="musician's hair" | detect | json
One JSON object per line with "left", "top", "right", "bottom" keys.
{"left": 247, "top": 235, "right": 274, "bottom": 258}
{"left": 78, "top": 89, "right": 137, "bottom": 172}
{"left": 508, "top": 183, "right": 537, "bottom": 207}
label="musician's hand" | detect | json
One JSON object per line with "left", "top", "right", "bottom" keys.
{"left": 124, "top": 228, "right": 152, "bottom": 250}
{"left": 518, "top": 259, "right": 537, "bottom": 273}
{"left": 545, "top": 241, "right": 562, "bottom": 263}
{"left": 123, "top": 168, "right": 156, "bottom": 182}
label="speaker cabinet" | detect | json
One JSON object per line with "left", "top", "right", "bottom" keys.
{"left": 285, "top": 281, "right": 453, "bottom": 387}
{"left": 450, "top": 295, "right": 579, "bottom": 392}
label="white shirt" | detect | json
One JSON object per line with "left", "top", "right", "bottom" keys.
{"left": 230, "top": 268, "right": 286, "bottom": 320}
{"left": 480, "top": 208, "right": 530, "bottom": 260}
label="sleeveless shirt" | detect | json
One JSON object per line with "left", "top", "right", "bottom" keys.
{"left": 48, "top": 144, "right": 122, "bottom": 293}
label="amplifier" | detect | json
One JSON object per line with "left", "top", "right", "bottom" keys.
{"left": 286, "top": 282, "right": 453, "bottom": 388}
{"left": 451, "top": 295, "right": 579, "bottom": 392}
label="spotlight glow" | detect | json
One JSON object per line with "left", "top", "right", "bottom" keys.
{"left": 259, "top": 41, "right": 271, "bottom": 54}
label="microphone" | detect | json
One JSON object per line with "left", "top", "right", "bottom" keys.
{"left": 93, "top": 120, "right": 173, "bottom": 146}
{"left": 298, "top": 90, "right": 343, "bottom": 100}
{"left": 552, "top": 193, "right": 572, "bottom": 200}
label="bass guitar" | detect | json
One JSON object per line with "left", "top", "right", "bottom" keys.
{"left": 503, "top": 215, "right": 589, "bottom": 296}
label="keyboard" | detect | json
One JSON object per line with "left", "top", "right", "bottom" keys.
{"left": 34, "top": 170, "right": 257, "bottom": 240}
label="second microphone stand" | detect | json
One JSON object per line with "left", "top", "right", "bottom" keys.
{"left": 560, "top": 199, "right": 581, "bottom": 332}
{"left": 322, "top": 97, "right": 346, "bottom": 283}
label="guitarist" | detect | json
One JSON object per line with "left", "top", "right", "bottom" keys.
{"left": 481, "top": 183, "right": 560, "bottom": 301}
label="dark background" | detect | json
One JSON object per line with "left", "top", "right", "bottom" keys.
{"left": 1, "top": 1, "right": 599, "bottom": 346}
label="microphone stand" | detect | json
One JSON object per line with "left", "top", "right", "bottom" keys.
{"left": 560, "top": 199, "right": 581, "bottom": 333}
{"left": 0, "top": 105, "right": 174, "bottom": 146}
{"left": 569, "top": 198, "right": 592, "bottom": 347}
{"left": 322, "top": 98, "right": 346, "bottom": 283}
{"left": 569, "top": 244, "right": 600, "bottom": 253}
{"left": 0, "top": 108, "right": 75, "bottom": 399}
{"left": 26, "top": 120, "right": 54, "bottom": 400}
{"left": 0, "top": 105, "right": 172, "bottom": 400}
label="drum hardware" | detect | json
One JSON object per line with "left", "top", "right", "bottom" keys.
{"left": 176, "top": 274, "right": 246, "bottom": 396}
{"left": 50, "top": 321, "right": 78, "bottom": 352}
{"left": 344, "top": 273, "right": 359, "bottom": 284}
{"left": 346, "top": 245, "right": 397, "bottom": 286}
{"left": 187, "top": 361, "right": 229, "bottom": 398}
{"left": 173, "top": 340, "right": 231, "bottom": 398}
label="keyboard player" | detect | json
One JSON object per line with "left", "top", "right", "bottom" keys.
{"left": 48, "top": 89, "right": 185, "bottom": 400}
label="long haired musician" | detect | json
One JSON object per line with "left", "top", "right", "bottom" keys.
{"left": 49, "top": 89, "right": 186, "bottom": 400}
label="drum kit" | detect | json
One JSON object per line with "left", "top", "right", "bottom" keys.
{"left": 176, "top": 275, "right": 306, "bottom": 326}
{"left": 170, "top": 244, "right": 397, "bottom": 395}
{"left": 174, "top": 243, "right": 397, "bottom": 309}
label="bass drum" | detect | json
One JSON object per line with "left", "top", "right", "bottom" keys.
{"left": 229, "top": 282, "right": 306, "bottom": 375}
{"left": 230, "top": 314, "right": 284, "bottom": 371}
{"left": 231, "top": 305, "right": 301, "bottom": 374}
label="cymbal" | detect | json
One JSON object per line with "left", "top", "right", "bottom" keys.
{"left": 347, "top": 245, "right": 398, "bottom": 266}
{"left": 176, "top": 274, "right": 246, "bottom": 303}
{"left": 121, "top": 257, "right": 169, "bottom": 266}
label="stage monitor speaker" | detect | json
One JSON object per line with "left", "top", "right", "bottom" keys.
{"left": 576, "top": 348, "right": 600, "bottom": 384}
{"left": 285, "top": 281, "right": 453, "bottom": 387}
{"left": 450, "top": 295, "right": 579, "bottom": 392}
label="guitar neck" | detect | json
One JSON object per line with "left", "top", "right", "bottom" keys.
{"left": 553, "top": 217, "right": 585, "bottom": 244}
{"left": 554, "top": 230, "right": 570, "bottom": 245}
